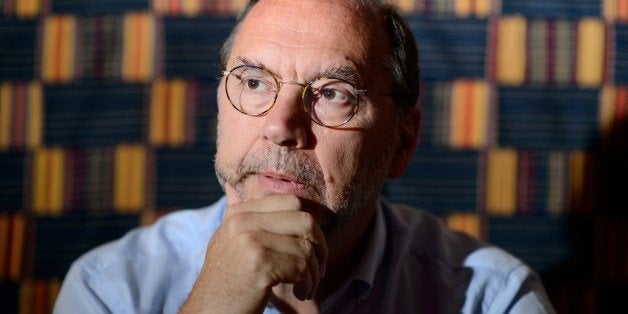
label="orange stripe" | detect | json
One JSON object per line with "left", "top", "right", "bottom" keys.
{"left": 461, "top": 81, "right": 475, "bottom": 147}
{"left": 134, "top": 15, "right": 145, "bottom": 80}
{"left": 169, "top": 0, "right": 180, "bottom": 14}
{"left": 620, "top": 0, "right": 628, "bottom": 21}
{"left": 9, "top": 215, "right": 24, "bottom": 280}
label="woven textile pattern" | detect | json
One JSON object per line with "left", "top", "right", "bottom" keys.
{"left": 1, "top": 0, "right": 627, "bottom": 312}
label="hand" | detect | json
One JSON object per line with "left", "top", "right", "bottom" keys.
{"left": 180, "top": 194, "right": 328, "bottom": 314}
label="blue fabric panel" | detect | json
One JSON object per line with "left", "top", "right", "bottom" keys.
{"left": 164, "top": 17, "right": 235, "bottom": 78}
{"left": 0, "top": 152, "right": 25, "bottom": 211}
{"left": 51, "top": 0, "right": 149, "bottom": 14}
{"left": 489, "top": 216, "right": 591, "bottom": 276}
{"left": 501, "top": 0, "right": 600, "bottom": 18}
{"left": 0, "top": 18, "right": 36, "bottom": 79}
{"left": 384, "top": 149, "right": 479, "bottom": 214}
{"left": 45, "top": 83, "right": 145, "bottom": 146}
{"left": 499, "top": 87, "right": 598, "bottom": 149}
{"left": 155, "top": 148, "right": 223, "bottom": 209}
{"left": 34, "top": 214, "right": 139, "bottom": 278}
{"left": 408, "top": 16, "right": 487, "bottom": 81}
{"left": 194, "top": 79, "right": 219, "bottom": 148}
{"left": 615, "top": 24, "right": 628, "bottom": 84}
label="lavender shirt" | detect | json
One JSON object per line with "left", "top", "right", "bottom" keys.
{"left": 54, "top": 196, "right": 555, "bottom": 313}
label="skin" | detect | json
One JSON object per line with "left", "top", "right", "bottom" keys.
{"left": 181, "top": 0, "right": 420, "bottom": 313}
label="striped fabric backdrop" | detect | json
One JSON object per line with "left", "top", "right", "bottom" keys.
{"left": 0, "top": 0, "right": 627, "bottom": 312}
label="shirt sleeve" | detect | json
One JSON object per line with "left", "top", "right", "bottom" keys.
{"left": 53, "top": 262, "right": 116, "bottom": 314}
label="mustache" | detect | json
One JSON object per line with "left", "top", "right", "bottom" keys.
{"left": 236, "top": 146, "right": 326, "bottom": 192}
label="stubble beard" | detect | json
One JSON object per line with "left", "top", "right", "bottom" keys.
{"left": 214, "top": 142, "right": 393, "bottom": 232}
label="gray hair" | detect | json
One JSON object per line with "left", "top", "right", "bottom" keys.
{"left": 219, "top": 0, "right": 420, "bottom": 113}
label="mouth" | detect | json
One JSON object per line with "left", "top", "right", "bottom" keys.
{"left": 256, "top": 171, "right": 310, "bottom": 194}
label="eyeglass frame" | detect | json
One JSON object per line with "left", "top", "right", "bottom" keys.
{"left": 221, "top": 64, "right": 392, "bottom": 128}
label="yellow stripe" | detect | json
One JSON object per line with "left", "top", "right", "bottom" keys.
{"left": 455, "top": 0, "right": 473, "bottom": 17}
{"left": 577, "top": 19, "right": 605, "bottom": 87}
{"left": 115, "top": 145, "right": 147, "bottom": 212}
{"left": 9, "top": 215, "right": 25, "bottom": 280}
{"left": 447, "top": 213, "right": 481, "bottom": 239}
{"left": 19, "top": 280, "right": 33, "bottom": 314}
{"left": 395, "top": 0, "right": 415, "bottom": 13}
{"left": 114, "top": 145, "right": 129, "bottom": 210}
{"left": 0, "top": 82, "right": 12, "bottom": 151}
{"left": 122, "top": 14, "right": 135, "bottom": 81}
{"left": 486, "top": 149, "right": 517, "bottom": 216}
{"left": 182, "top": 0, "right": 201, "bottom": 16}
{"left": 62, "top": 16, "right": 77, "bottom": 82}
{"left": 152, "top": 0, "right": 167, "bottom": 14}
{"left": 449, "top": 80, "right": 465, "bottom": 147}
{"left": 141, "top": 14, "right": 155, "bottom": 80}
{"left": 497, "top": 16, "right": 527, "bottom": 85}
{"left": 130, "top": 146, "right": 146, "bottom": 210}
{"left": 49, "top": 148, "right": 65, "bottom": 215}
{"left": 150, "top": 80, "right": 167, "bottom": 145}
{"left": 475, "top": 0, "right": 492, "bottom": 16}
{"left": 604, "top": 0, "right": 617, "bottom": 21}
{"left": 27, "top": 82, "right": 43, "bottom": 149}
{"left": 0, "top": 214, "right": 9, "bottom": 279}
{"left": 49, "top": 279, "right": 62, "bottom": 313}
{"left": 472, "top": 81, "right": 489, "bottom": 147}
{"left": 33, "top": 149, "right": 47, "bottom": 213}
{"left": 41, "top": 18, "right": 55, "bottom": 81}
{"left": 599, "top": 85, "right": 616, "bottom": 136}
{"left": 16, "top": 0, "right": 40, "bottom": 18}
{"left": 122, "top": 13, "right": 155, "bottom": 81}
{"left": 169, "top": 79, "right": 186, "bottom": 145}
{"left": 569, "top": 151, "right": 586, "bottom": 208}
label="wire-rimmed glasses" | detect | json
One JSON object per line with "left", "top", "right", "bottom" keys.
{"left": 222, "top": 65, "right": 385, "bottom": 127}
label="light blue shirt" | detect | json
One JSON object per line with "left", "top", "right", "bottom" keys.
{"left": 54, "top": 196, "right": 555, "bottom": 313}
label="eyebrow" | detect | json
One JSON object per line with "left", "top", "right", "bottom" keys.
{"left": 234, "top": 56, "right": 362, "bottom": 85}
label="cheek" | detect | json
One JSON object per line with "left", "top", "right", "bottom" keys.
{"left": 317, "top": 133, "right": 365, "bottom": 187}
{"left": 216, "top": 100, "right": 260, "bottom": 162}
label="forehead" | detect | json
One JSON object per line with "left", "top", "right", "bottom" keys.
{"left": 229, "top": 0, "right": 389, "bottom": 80}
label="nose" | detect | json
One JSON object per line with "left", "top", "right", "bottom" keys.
{"left": 260, "top": 84, "right": 310, "bottom": 148}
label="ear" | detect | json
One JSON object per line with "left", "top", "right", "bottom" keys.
{"left": 388, "top": 106, "right": 420, "bottom": 179}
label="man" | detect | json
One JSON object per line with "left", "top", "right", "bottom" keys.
{"left": 55, "top": 0, "right": 555, "bottom": 313}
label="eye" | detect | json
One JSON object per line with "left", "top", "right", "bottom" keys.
{"left": 321, "top": 89, "right": 347, "bottom": 102}
{"left": 245, "top": 78, "right": 265, "bottom": 90}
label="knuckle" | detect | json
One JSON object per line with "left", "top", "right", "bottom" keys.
{"left": 299, "top": 211, "right": 315, "bottom": 231}
{"left": 300, "top": 238, "right": 314, "bottom": 259}
{"left": 225, "top": 212, "right": 251, "bottom": 233}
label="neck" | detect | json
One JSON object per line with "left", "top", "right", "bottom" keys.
{"left": 271, "top": 199, "right": 379, "bottom": 311}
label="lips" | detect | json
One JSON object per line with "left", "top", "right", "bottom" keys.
{"left": 257, "top": 171, "right": 309, "bottom": 194}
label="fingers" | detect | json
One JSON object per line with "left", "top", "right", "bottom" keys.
{"left": 248, "top": 232, "right": 322, "bottom": 300}
{"left": 220, "top": 194, "right": 329, "bottom": 300}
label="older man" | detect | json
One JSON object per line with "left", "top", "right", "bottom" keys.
{"left": 54, "top": 0, "right": 555, "bottom": 313}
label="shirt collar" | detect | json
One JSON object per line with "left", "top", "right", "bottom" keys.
{"left": 322, "top": 196, "right": 387, "bottom": 307}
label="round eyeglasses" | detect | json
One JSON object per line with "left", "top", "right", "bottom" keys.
{"left": 222, "top": 65, "right": 388, "bottom": 127}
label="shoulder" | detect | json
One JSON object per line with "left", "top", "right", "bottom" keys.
{"left": 54, "top": 197, "right": 227, "bottom": 313}
{"left": 381, "top": 199, "right": 555, "bottom": 313}
{"left": 80, "top": 196, "right": 226, "bottom": 271}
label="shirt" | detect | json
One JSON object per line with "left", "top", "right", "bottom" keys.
{"left": 54, "top": 196, "right": 556, "bottom": 313}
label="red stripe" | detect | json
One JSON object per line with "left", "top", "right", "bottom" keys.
{"left": 461, "top": 81, "right": 474, "bottom": 147}
{"left": 616, "top": 88, "right": 628, "bottom": 122}
{"left": 487, "top": 19, "right": 498, "bottom": 81}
